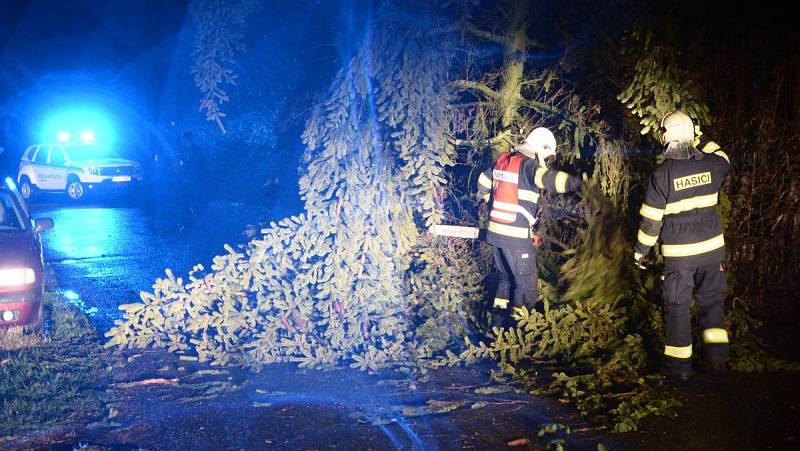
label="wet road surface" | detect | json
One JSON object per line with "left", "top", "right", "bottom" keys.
{"left": 31, "top": 196, "right": 278, "bottom": 333}
{"left": 23, "top": 194, "right": 608, "bottom": 450}
{"left": 74, "top": 355, "right": 603, "bottom": 450}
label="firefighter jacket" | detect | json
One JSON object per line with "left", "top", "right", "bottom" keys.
{"left": 635, "top": 137, "right": 730, "bottom": 270}
{"left": 478, "top": 151, "right": 582, "bottom": 248}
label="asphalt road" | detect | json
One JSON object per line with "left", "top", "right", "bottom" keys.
{"left": 30, "top": 194, "right": 280, "bottom": 334}
{"left": 24, "top": 193, "right": 606, "bottom": 450}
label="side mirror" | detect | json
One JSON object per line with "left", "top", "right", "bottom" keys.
{"left": 34, "top": 218, "right": 54, "bottom": 234}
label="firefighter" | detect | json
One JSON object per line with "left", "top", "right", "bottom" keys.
{"left": 634, "top": 111, "right": 731, "bottom": 380}
{"left": 478, "top": 127, "right": 583, "bottom": 328}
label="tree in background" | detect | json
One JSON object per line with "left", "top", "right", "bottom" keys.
{"left": 451, "top": 0, "right": 606, "bottom": 161}
{"left": 449, "top": 0, "right": 799, "bottom": 431}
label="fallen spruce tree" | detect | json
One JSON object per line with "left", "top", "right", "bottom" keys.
{"left": 105, "top": 2, "right": 484, "bottom": 371}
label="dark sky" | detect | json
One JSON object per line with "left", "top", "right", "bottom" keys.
{"left": 0, "top": 0, "right": 190, "bottom": 161}
{"left": 0, "top": 0, "right": 187, "bottom": 104}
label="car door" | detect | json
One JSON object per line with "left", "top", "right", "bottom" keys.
{"left": 30, "top": 146, "right": 52, "bottom": 188}
{"left": 32, "top": 145, "right": 61, "bottom": 190}
{"left": 46, "top": 146, "right": 69, "bottom": 189}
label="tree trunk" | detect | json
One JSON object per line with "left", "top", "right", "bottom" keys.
{"left": 490, "top": 6, "right": 530, "bottom": 156}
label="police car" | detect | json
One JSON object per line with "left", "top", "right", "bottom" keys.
{"left": 17, "top": 143, "right": 143, "bottom": 201}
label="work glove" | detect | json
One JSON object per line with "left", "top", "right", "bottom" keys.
{"left": 634, "top": 252, "right": 647, "bottom": 270}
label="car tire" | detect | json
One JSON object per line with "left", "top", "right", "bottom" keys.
{"left": 66, "top": 177, "right": 85, "bottom": 201}
{"left": 24, "top": 299, "right": 44, "bottom": 335}
{"left": 19, "top": 176, "right": 36, "bottom": 201}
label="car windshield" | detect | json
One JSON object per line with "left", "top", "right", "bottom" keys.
{"left": 0, "top": 190, "right": 25, "bottom": 232}
{"left": 65, "top": 145, "right": 120, "bottom": 161}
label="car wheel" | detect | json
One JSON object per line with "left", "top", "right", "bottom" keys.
{"left": 24, "top": 300, "right": 44, "bottom": 335}
{"left": 66, "top": 178, "right": 85, "bottom": 201}
{"left": 19, "top": 176, "right": 35, "bottom": 200}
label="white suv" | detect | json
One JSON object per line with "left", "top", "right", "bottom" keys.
{"left": 17, "top": 143, "right": 143, "bottom": 201}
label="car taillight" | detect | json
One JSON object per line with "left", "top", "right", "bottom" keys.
{"left": 0, "top": 268, "right": 36, "bottom": 287}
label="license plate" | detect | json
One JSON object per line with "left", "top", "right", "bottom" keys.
{"left": 112, "top": 176, "right": 131, "bottom": 182}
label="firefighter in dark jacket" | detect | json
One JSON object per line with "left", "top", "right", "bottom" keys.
{"left": 478, "top": 127, "right": 583, "bottom": 327}
{"left": 634, "top": 111, "right": 731, "bottom": 380}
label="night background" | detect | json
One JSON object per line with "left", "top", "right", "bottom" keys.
{"left": 0, "top": 1, "right": 798, "bottom": 450}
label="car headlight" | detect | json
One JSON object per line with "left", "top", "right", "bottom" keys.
{"left": 88, "top": 166, "right": 99, "bottom": 175}
{"left": 0, "top": 268, "right": 36, "bottom": 287}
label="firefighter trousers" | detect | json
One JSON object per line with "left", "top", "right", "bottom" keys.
{"left": 491, "top": 245, "right": 538, "bottom": 326}
{"left": 662, "top": 262, "right": 729, "bottom": 373}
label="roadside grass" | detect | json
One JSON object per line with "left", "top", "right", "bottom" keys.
{"left": 0, "top": 326, "right": 43, "bottom": 351}
{"left": 0, "top": 283, "right": 110, "bottom": 440}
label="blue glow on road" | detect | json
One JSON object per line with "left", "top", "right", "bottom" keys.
{"left": 46, "top": 207, "right": 127, "bottom": 262}
{"left": 62, "top": 289, "right": 99, "bottom": 316}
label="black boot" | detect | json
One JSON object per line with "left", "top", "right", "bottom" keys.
{"left": 661, "top": 357, "right": 693, "bottom": 382}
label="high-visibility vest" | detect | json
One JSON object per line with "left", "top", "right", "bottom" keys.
{"left": 490, "top": 153, "right": 537, "bottom": 227}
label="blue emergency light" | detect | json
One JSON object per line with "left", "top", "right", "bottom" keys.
{"left": 40, "top": 106, "right": 116, "bottom": 148}
{"left": 79, "top": 130, "right": 96, "bottom": 143}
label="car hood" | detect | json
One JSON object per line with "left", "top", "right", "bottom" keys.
{"left": 0, "top": 231, "right": 38, "bottom": 269}
{"left": 72, "top": 158, "right": 139, "bottom": 167}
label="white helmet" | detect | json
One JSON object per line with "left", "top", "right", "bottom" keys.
{"left": 660, "top": 111, "right": 694, "bottom": 145}
{"left": 518, "top": 127, "right": 557, "bottom": 167}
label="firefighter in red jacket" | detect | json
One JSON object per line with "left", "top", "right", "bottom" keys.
{"left": 478, "top": 127, "right": 583, "bottom": 327}
{"left": 634, "top": 111, "right": 731, "bottom": 380}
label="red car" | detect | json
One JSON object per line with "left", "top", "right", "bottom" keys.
{"left": 0, "top": 176, "right": 53, "bottom": 333}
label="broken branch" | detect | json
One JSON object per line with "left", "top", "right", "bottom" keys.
{"left": 453, "top": 80, "right": 500, "bottom": 99}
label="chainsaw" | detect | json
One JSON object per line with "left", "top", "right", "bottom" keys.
{"left": 428, "top": 224, "right": 541, "bottom": 246}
